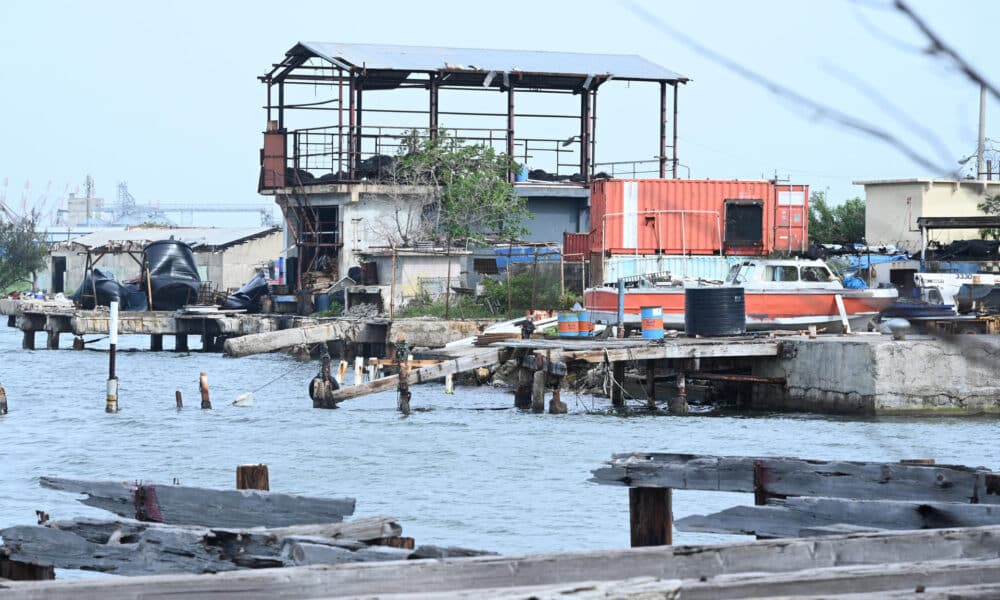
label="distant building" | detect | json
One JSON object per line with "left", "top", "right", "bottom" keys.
{"left": 49, "top": 226, "right": 282, "bottom": 295}
{"left": 856, "top": 178, "right": 1000, "bottom": 253}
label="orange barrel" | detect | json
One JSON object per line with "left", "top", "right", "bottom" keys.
{"left": 641, "top": 306, "right": 664, "bottom": 340}
{"left": 557, "top": 311, "right": 579, "bottom": 337}
{"left": 576, "top": 310, "right": 593, "bottom": 337}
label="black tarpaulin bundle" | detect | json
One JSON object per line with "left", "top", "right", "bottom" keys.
{"left": 70, "top": 268, "right": 129, "bottom": 309}
{"left": 143, "top": 239, "right": 201, "bottom": 310}
{"left": 220, "top": 272, "right": 269, "bottom": 313}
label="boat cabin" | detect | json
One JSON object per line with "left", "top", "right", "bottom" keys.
{"left": 725, "top": 259, "right": 841, "bottom": 290}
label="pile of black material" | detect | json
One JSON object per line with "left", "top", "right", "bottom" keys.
{"left": 143, "top": 240, "right": 201, "bottom": 310}
{"left": 356, "top": 154, "right": 395, "bottom": 179}
{"left": 70, "top": 268, "right": 130, "bottom": 309}
{"left": 925, "top": 240, "right": 1000, "bottom": 261}
{"left": 285, "top": 168, "right": 315, "bottom": 186}
{"left": 220, "top": 272, "right": 269, "bottom": 313}
{"left": 527, "top": 168, "right": 586, "bottom": 182}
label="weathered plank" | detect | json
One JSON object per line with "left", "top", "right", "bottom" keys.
{"left": 5, "top": 526, "right": 1000, "bottom": 599}
{"left": 562, "top": 340, "right": 780, "bottom": 364}
{"left": 328, "top": 349, "right": 500, "bottom": 402}
{"left": 224, "top": 321, "right": 361, "bottom": 357}
{"left": 40, "top": 477, "right": 356, "bottom": 527}
{"left": 0, "top": 516, "right": 407, "bottom": 575}
{"left": 676, "top": 496, "right": 1000, "bottom": 538}
{"left": 591, "top": 453, "right": 1000, "bottom": 504}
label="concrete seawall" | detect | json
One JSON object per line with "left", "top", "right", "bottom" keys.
{"left": 752, "top": 335, "right": 1000, "bottom": 415}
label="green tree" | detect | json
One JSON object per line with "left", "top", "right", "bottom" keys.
{"left": 393, "top": 130, "right": 531, "bottom": 316}
{"left": 977, "top": 194, "right": 1000, "bottom": 240}
{"left": 0, "top": 211, "right": 48, "bottom": 292}
{"left": 809, "top": 191, "right": 866, "bottom": 245}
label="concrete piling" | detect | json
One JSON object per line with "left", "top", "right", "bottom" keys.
{"left": 0, "top": 382, "right": 8, "bottom": 415}
{"left": 151, "top": 334, "right": 163, "bottom": 351}
{"left": 46, "top": 331, "right": 59, "bottom": 350}
{"left": 669, "top": 370, "right": 689, "bottom": 416}
{"left": 72, "top": 336, "right": 84, "bottom": 350}
{"left": 549, "top": 387, "right": 567, "bottom": 414}
{"left": 531, "top": 370, "right": 546, "bottom": 413}
{"left": 444, "top": 373, "right": 454, "bottom": 394}
{"left": 105, "top": 301, "right": 120, "bottom": 414}
{"left": 22, "top": 330, "right": 34, "bottom": 350}
{"left": 175, "top": 335, "right": 189, "bottom": 353}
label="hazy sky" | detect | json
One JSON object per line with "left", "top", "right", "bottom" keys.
{"left": 2, "top": 0, "right": 996, "bottom": 227}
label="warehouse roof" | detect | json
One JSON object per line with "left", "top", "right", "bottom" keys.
{"left": 53, "top": 226, "right": 281, "bottom": 253}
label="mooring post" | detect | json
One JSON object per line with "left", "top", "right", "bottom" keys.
{"left": 396, "top": 337, "right": 411, "bottom": 414}
{"left": 105, "top": 301, "right": 120, "bottom": 414}
{"left": 514, "top": 357, "right": 533, "bottom": 409}
{"left": 444, "top": 373, "right": 454, "bottom": 394}
{"left": 611, "top": 360, "right": 626, "bottom": 408}
{"left": 629, "top": 487, "right": 672, "bottom": 547}
{"left": 531, "top": 369, "right": 546, "bottom": 413}
{"left": 669, "top": 369, "right": 689, "bottom": 416}
{"left": 236, "top": 464, "right": 270, "bottom": 491}
{"left": 549, "top": 382, "right": 568, "bottom": 414}
{"left": 645, "top": 359, "right": 657, "bottom": 410}
{"left": 150, "top": 334, "right": 163, "bottom": 352}
{"left": 0, "top": 382, "right": 8, "bottom": 415}
{"left": 354, "top": 356, "right": 364, "bottom": 383}
{"left": 21, "top": 330, "right": 34, "bottom": 350}
{"left": 175, "top": 335, "right": 189, "bottom": 353}
{"left": 175, "top": 390, "right": 183, "bottom": 409}
{"left": 199, "top": 372, "right": 211, "bottom": 409}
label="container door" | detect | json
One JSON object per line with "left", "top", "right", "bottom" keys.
{"left": 724, "top": 200, "right": 764, "bottom": 254}
{"left": 776, "top": 187, "right": 807, "bottom": 253}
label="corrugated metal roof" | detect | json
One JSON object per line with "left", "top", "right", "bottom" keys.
{"left": 56, "top": 226, "right": 280, "bottom": 251}
{"left": 295, "top": 42, "right": 686, "bottom": 82}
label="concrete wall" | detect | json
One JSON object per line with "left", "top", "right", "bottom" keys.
{"left": 368, "top": 252, "right": 468, "bottom": 308}
{"left": 862, "top": 180, "right": 1000, "bottom": 252}
{"left": 752, "top": 335, "right": 1000, "bottom": 415}
{"left": 522, "top": 197, "right": 589, "bottom": 242}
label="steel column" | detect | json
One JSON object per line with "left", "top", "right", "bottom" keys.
{"left": 507, "top": 85, "right": 515, "bottom": 181}
{"left": 348, "top": 71, "right": 356, "bottom": 179}
{"left": 277, "top": 82, "right": 285, "bottom": 130}
{"left": 429, "top": 75, "right": 439, "bottom": 139}
{"left": 355, "top": 76, "right": 364, "bottom": 173}
{"left": 580, "top": 88, "right": 591, "bottom": 182}
{"left": 672, "top": 83, "right": 679, "bottom": 179}
{"left": 659, "top": 81, "right": 667, "bottom": 178}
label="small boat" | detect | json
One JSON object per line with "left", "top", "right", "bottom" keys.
{"left": 584, "top": 258, "right": 898, "bottom": 332}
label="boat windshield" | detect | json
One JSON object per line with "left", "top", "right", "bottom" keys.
{"left": 800, "top": 265, "right": 836, "bottom": 282}
{"left": 726, "top": 263, "right": 757, "bottom": 284}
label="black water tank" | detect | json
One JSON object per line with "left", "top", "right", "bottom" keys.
{"left": 685, "top": 287, "right": 746, "bottom": 336}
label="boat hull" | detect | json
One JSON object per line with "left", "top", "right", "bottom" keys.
{"left": 584, "top": 286, "right": 898, "bottom": 332}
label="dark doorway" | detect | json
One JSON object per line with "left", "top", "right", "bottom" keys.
{"left": 52, "top": 256, "right": 67, "bottom": 293}
{"left": 724, "top": 199, "right": 764, "bottom": 252}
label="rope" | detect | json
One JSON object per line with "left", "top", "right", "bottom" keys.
{"left": 250, "top": 345, "right": 318, "bottom": 393}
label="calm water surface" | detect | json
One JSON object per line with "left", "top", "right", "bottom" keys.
{"left": 2, "top": 325, "right": 999, "bottom": 569}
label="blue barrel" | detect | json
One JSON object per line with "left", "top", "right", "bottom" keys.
{"left": 313, "top": 293, "right": 331, "bottom": 313}
{"left": 515, "top": 165, "right": 529, "bottom": 182}
{"left": 576, "top": 310, "right": 593, "bottom": 337}
{"left": 557, "top": 311, "right": 579, "bottom": 337}
{"left": 641, "top": 306, "right": 664, "bottom": 340}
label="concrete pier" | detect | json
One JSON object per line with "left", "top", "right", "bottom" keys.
{"left": 752, "top": 334, "right": 1000, "bottom": 415}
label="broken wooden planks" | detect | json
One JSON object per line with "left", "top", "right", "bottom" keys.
{"left": 40, "top": 477, "right": 356, "bottom": 527}
{"left": 326, "top": 349, "right": 500, "bottom": 402}
{"left": 676, "top": 496, "right": 1000, "bottom": 538}
{"left": 560, "top": 339, "right": 781, "bottom": 364}
{"left": 591, "top": 453, "right": 1000, "bottom": 504}
{"left": 0, "top": 515, "right": 456, "bottom": 576}
{"left": 6, "top": 526, "right": 1000, "bottom": 599}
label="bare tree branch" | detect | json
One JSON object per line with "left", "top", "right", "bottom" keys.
{"left": 625, "top": 0, "right": 954, "bottom": 177}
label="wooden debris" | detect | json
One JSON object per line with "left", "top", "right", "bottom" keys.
{"left": 591, "top": 453, "right": 1000, "bottom": 504}
{"left": 39, "top": 477, "right": 355, "bottom": 527}
{"left": 224, "top": 321, "right": 361, "bottom": 357}
{"left": 327, "top": 349, "right": 500, "bottom": 403}
{"left": 676, "top": 496, "right": 1000, "bottom": 538}
{"left": 236, "top": 464, "right": 269, "bottom": 491}
{"left": 5, "top": 526, "right": 1000, "bottom": 599}
{"left": 0, "top": 515, "right": 406, "bottom": 576}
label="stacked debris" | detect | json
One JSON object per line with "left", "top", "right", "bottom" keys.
{"left": 220, "top": 272, "right": 270, "bottom": 313}
{"left": 0, "top": 477, "right": 492, "bottom": 576}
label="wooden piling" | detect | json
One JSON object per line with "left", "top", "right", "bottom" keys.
{"left": 531, "top": 370, "right": 546, "bottom": 413}
{"left": 0, "top": 555, "right": 55, "bottom": 581}
{"left": 397, "top": 358, "right": 411, "bottom": 415}
{"left": 151, "top": 334, "right": 163, "bottom": 351}
{"left": 46, "top": 330, "right": 59, "bottom": 350}
{"left": 72, "top": 335, "right": 84, "bottom": 350}
{"left": 201, "top": 334, "right": 214, "bottom": 352}
{"left": 236, "top": 464, "right": 270, "bottom": 491}
{"left": 549, "top": 387, "right": 568, "bottom": 414}
{"left": 514, "top": 364, "right": 533, "bottom": 409}
{"left": 21, "top": 330, "right": 34, "bottom": 350}
{"left": 611, "top": 361, "right": 626, "bottom": 408}
{"left": 175, "top": 390, "right": 183, "bottom": 409}
{"left": 0, "top": 383, "right": 8, "bottom": 415}
{"left": 175, "top": 335, "right": 189, "bottom": 353}
{"left": 199, "top": 372, "right": 211, "bottom": 409}
{"left": 629, "top": 487, "right": 672, "bottom": 547}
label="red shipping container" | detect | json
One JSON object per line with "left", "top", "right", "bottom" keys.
{"left": 562, "top": 232, "right": 589, "bottom": 261}
{"left": 589, "top": 179, "right": 808, "bottom": 256}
